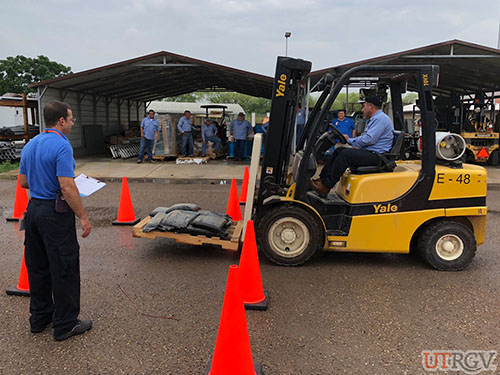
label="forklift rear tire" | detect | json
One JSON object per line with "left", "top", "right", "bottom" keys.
{"left": 257, "top": 204, "right": 323, "bottom": 266}
{"left": 418, "top": 220, "right": 476, "bottom": 271}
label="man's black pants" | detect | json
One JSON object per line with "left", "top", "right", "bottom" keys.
{"left": 24, "top": 199, "right": 80, "bottom": 335}
{"left": 235, "top": 139, "right": 246, "bottom": 160}
{"left": 320, "top": 147, "right": 381, "bottom": 188}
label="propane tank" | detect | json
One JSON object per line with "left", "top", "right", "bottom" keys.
{"left": 435, "top": 132, "right": 466, "bottom": 161}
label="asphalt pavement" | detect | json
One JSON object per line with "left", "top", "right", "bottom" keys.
{"left": 1, "top": 180, "right": 500, "bottom": 374}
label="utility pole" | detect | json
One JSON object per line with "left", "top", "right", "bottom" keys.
{"left": 284, "top": 32, "right": 291, "bottom": 56}
{"left": 497, "top": 16, "right": 500, "bottom": 49}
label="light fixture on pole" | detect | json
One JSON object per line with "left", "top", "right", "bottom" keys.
{"left": 284, "top": 31, "right": 291, "bottom": 56}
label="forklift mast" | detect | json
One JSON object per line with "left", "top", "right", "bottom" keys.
{"left": 257, "top": 57, "right": 311, "bottom": 206}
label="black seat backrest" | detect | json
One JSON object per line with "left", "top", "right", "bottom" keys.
{"left": 388, "top": 131, "right": 404, "bottom": 157}
{"left": 350, "top": 131, "right": 404, "bottom": 174}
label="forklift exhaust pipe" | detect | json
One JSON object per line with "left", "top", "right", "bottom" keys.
{"left": 435, "top": 132, "right": 466, "bottom": 161}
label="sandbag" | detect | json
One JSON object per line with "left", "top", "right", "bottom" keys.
{"left": 179, "top": 224, "right": 230, "bottom": 239}
{"left": 150, "top": 203, "right": 201, "bottom": 217}
{"left": 160, "top": 210, "right": 200, "bottom": 229}
{"left": 143, "top": 212, "right": 166, "bottom": 233}
{"left": 190, "top": 210, "right": 232, "bottom": 234}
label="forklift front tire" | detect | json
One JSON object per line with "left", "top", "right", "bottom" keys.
{"left": 257, "top": 204, "right": 323, "bottom": 266}
{"left": 488, "top": 150, "right": 499, "bottom": 166}
{"left": 418, "top": 220, "right": 476, "bottom": 271}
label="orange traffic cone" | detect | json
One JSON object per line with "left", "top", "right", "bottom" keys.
{"left": 206, "top": 265, "right": 262, "bottom": 375}
{"left": 6, "top": 174, "right": 29, "bottom": 222}
{"left": 226, "top": 179, "right": 242, "bottom": 221}
{"left": 240, "top": 166, "right": 250, "bottom": 204}
{"left": 239, "top": 220, "right": 269, "bottom": 311}
{"left": 6, "top": 247, "right": 30, "bottom": 296}
{"left": 112, "top": 177, "right": 140, "bottom": 225}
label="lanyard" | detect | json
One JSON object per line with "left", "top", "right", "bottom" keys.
{"left": 44, "top": 129, "right": 63, "bottom": 138}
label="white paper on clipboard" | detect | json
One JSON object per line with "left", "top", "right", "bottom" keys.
{"left": 75, "top": 174, "right": 106, "bottom": 197}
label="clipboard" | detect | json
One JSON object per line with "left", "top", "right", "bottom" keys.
{"left": 74, "top": 174, "right": 106, "bottom": 197}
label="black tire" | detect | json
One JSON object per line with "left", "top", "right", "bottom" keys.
{"left": 256, "top": 204, "right": 324, "bottom": 266}
{"left": 418, "top": 220, "right": 476, "bottom": 271}
{"left": 488, "top": 150, "right": 499, "bottom": 166}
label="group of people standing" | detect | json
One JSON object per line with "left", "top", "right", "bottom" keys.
{"left": 137, "top": 109, "right": 253, "bottom": 163}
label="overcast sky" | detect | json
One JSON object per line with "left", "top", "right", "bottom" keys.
{"left": 1, "top": 0, "right": 499, "bottom": 77}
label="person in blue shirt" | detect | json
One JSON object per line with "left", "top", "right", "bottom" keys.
{"left": 296, "top": 104, "right": 306, "bottom": 145}
{"left": 201, "top": 118, "right": 222, "bottom": 157}
{"left": 229, "top": 112, "right": 252, "bottom": 161}
{"left": 19, "top": 101, "right": 92, "bottom": 341}
{"left": 177, "top": 110, "right": 197, "bottom": 157}
{"left": 311, "top": 96, "right": 394, "bottom": 196}
{"left": 137, "top": 109, "right": 160, "bottom": 164}
{"left": 331, "top": 109, "right": 356, "bottom": 138}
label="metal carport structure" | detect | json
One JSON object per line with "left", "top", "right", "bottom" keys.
{"left": 29, "top": 51, "right": 273, "bottom": 155}
{"left": 305, "top": 39, "right": 500, "bottom": 130}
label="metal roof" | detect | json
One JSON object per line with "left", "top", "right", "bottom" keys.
{"left": 309, "top": 40, "right": 500, "bottom": 96}
{"left": 29, "top": 51, "right": 274, "bottom": 101}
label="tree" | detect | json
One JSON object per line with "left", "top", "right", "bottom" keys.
{"left": 402, "top": 92, "right": 418, "bottom": 106}
{"left": 0, "top": 55, "right": 71, "bottom": 95}
{"left": 163, "top": 92, "right": 204, "bottom": 102}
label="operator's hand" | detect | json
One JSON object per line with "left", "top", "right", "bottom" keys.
{"left": 80, "top": 216, "right": 91, "bottom": 238}
{"left": 343, "top": 134, "right": 349, "bottom": 140}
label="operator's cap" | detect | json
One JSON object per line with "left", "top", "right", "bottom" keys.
{"left": 238, "top": 112, "right": 245, "bottom": 116}
{"left": 360, "top": 95, "right": 382, "bottom": 107}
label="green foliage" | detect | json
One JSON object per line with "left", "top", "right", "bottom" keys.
{"left": 164, "top": 91, "right": 271, "bottom": 115}
{"left": 402, "top": 92, "right": 418, "bottom": 106}
{"left": 0, "top": 55, "right": 71, "bottom": 95}
{"left": 331, "top": 92, "right": 362, "bottom": 113}
{"left": 0, "top": 161, "right": 19, "bottom": 173}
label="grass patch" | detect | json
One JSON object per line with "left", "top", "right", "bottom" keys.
{"left": 0, "top": 161, "right": 19, "bottom": 173}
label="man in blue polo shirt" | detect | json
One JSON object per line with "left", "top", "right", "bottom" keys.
{"left": 201, "top": 118, "right": 222, "bottom": 157}
{"left": 312, "top": 96, "right": 394, "bottom": 196}
{"left": 331, "top": 109, "right": 356, "bottom": 139}
{"left": 137, "top": 109, "right": 160, "bottom": 164}
{"left": 19, "top": 101, "right": 92, "bottom": 341}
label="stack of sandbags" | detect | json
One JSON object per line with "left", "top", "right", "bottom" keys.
{"left": 143, "top": 203, "right": 232, "bottom": 238}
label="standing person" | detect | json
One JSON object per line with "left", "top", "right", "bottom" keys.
{"left": 331, "top": 108, "right": 356, "bottom": 139}
{"left": 229, "top": 112, "right": 252, "bottom": 161}
{"left": 177, "top": 110, "right": 197, "bottom": 157}
{"left": 137, "top": 109, "right": 160, "bottom": 164}
{"left": 311, "top": 96, "right": 394, "bottom": 196}
{"left": 19, "top": 101, "right": 92, "bottom": 341}
{"left": 296, "top": 103, "right": 306, "bottom": 145}
{"left": 201, "top": 118, "right": 222, "bottom": 157}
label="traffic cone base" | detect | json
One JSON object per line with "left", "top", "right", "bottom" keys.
{"left": 244, "top": 290, "right": 269, "bottom": 311}
{"left": 205, "top": 360, "right": 263, "bottom": 375}
{"left": 6, "top": 248, "right": 30, "bottom": 297}
{"left": 112, "top": 218, "right": 140, "bottom": 226}
{"left": 6, "top": 286, "right": 30, "bottom": 297}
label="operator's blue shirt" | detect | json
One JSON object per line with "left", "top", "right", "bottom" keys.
{"left": 347, "top": 110, "right": 394, "bottom": 153}
{"left": 201, "top": 123, "right": 218, "bottom": 140}
{"left": 296, "top": 108, "right": 306, "bottom": 126}
{"left": 330, "top": 117, "right": 356, "bottom": 137}
{"left": 141, "top": 117, "right": 159, "bottom": 140}
{"left": 177, "top": 116, "right": 196, "bottom": 133}
{"left": 19, "top": 129, "right": 75, "bottom": 200}
{"left": 229, "top": 119, "right": 252, "bottom": 140}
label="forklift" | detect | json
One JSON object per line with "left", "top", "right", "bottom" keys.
{"left": 435, "top": 93, "right": 500, "bottom": 165}
{"left": 254, "top": 57, "right": 487, "bottom": 271}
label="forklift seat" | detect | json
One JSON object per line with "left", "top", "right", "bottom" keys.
{"left": 350, "top": 131, "right": 404, "bottom": 174}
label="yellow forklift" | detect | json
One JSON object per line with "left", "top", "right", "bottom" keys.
{"left": 254, "top": 57, "right": 487, "bottom": 271}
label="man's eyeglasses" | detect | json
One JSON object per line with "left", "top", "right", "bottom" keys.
{"left": 71, "top": 118, "right": 76, "bottom": 124}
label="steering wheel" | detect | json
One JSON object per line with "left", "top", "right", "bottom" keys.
{"left": 328, "top": 125, "right": 348, "bottom": 144}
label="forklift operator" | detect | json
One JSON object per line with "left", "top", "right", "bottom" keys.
{"left": 311, "top": 95, "right": 394, "bottom": 196}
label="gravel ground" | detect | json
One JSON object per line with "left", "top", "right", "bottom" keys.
{"left": 0, "top": 179, "right": 499, "bottom": 374}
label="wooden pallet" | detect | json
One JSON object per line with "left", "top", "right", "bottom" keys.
{"left": 152, "top": 154, "right": 177, "bottom": 161}
{"left": 132, "top": 216, "right": 243, "bottom": 251}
